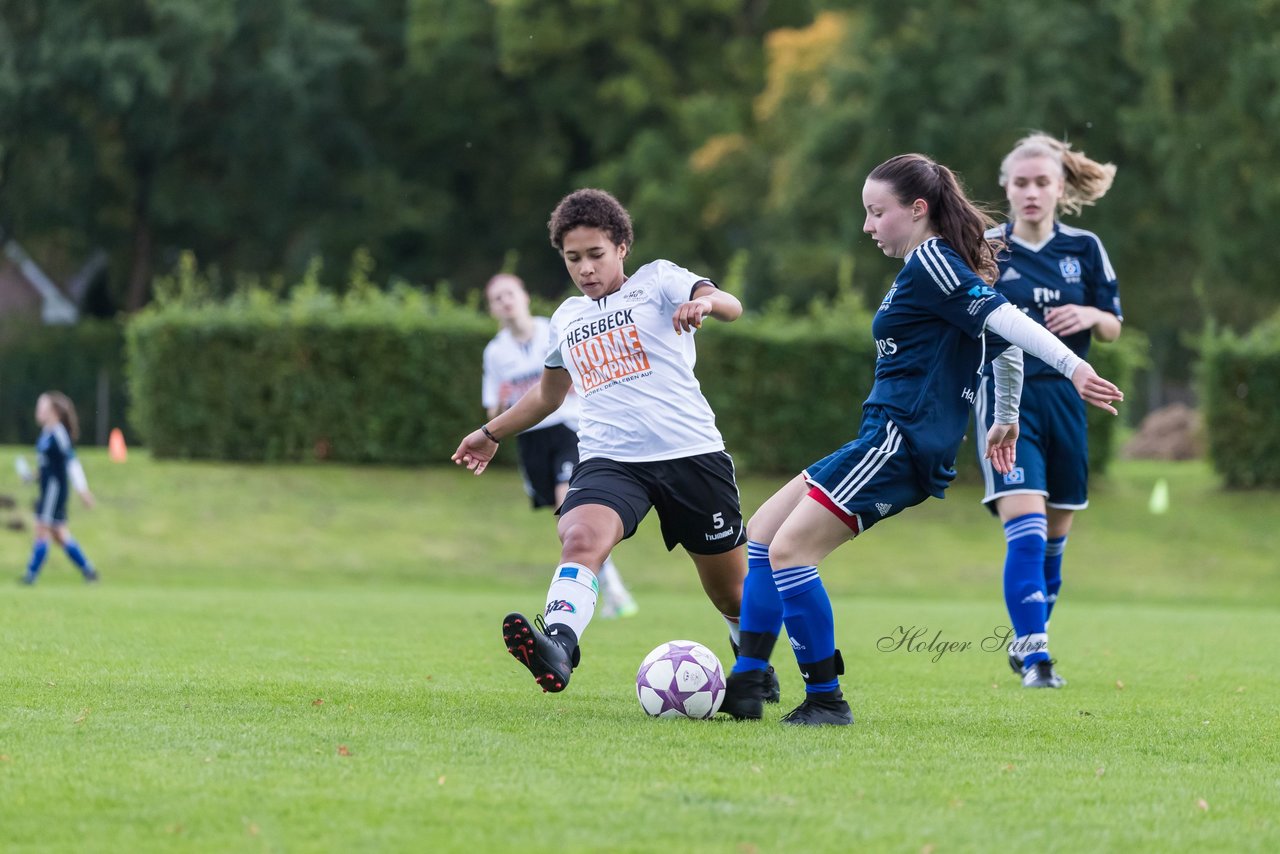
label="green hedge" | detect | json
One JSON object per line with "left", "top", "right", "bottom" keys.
{"left": 696, "top": 305, "right": 876, "bottom": 473}
{"left": 0, "top": 320, "right": 128, "bottom": 446}
{"left": 126, "top": 277, "right": 495, "bottom": 463}
{"left": 1082, "top": 329, "right": 1148, "bottom": 474}
{"left": 1200, "top": 317, "right": 1280, "bottom": 488}
{"left": 126, "top": 271, "right": 1142, "bottom": 473}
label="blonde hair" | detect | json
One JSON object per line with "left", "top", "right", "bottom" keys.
{"left": 999, "top": 133, "right": 1116, "bottom": 216}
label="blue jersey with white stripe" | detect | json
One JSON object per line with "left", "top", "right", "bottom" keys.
{"left": 986, "top": 222, "right": 1122, "bottom": 380}
{"left": 36, "top": 423, "right": 75, "bottom": 487}
{"left": 865, "top": 237, "right": 1009, "bottom": 495}
{"left": 36, "top": 423, "right": 76, "bottom": 522}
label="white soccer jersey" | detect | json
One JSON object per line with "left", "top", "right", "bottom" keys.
{"left": 544, "top": 260, "right": 725, "bottom": 463}
{"left": 482, "top": 317, "right": 579, "bottom": 433}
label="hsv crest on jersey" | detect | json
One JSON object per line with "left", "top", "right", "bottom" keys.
{"left": 1058, "top": 256, "right": 1082, "bottom": 283}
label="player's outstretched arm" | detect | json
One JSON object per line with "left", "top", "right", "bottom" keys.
{"left": 984, "top": 303, "right": 1123, "bottom": 415}
{"left": 673, "top": 284, "right": 743, "bottom": 333}
{"left": 1069, "top": 362, "right": 1124, "bottom": 416}
{"left": 452, "top": 368, "right": 573, "bottom": 475}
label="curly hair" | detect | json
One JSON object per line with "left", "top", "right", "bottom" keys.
{"left": 999, "top": 133, "right": 1117, "bottom": 216}
{"left": 547, "top": 189, "right": 635, "bottom": 251}
{"left": 869, "top": 154, "right": 1002, "bottom": 285}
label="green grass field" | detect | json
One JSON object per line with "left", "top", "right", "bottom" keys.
{"left": 1, "top": 449, "right": 1277, "bottom": 852}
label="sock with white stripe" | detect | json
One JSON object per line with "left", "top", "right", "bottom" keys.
{"left": 543, "top": 563, "right": 598, "bottom": 643}
{"left": 26, "top": 539, "right": 49, "bottom": 580}
{"left": 731, "top": 541, "right": 784, "bottom": 674}
{"left": 1044, "top": 536, "right": 1067, "bottom": 622}
{"left": 1003, "top": 513, "right": 1049, "bottom": 667}
{"left": 774, "top": 564, "right": 838, "bottom": 693}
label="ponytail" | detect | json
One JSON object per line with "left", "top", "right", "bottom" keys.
{"left": 999, "top": 133, "right": 1116, "bottom": 216}
{"left": 869, "top": 154, "right": 1002, "bottom": 284}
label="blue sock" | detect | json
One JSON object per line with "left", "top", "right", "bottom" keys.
{"left": 1044, "top": 536, "right": 1067, "bottom": 621}
{"left": 775, "top": 564, "right": 838, "bottom": 693}
{"left": 732, "top": 541, "right": 785, "bottom": 674}
{"left": 63, "top": 540, "right": 96, "bottom": 578}
{"left": 26, "top": 539, "right": 49, "bottom": 580}
{"left": 1003, "top": 514, "right": 1049, "bottom": 666}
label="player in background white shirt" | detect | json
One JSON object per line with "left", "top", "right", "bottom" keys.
{"left": 482, "top": 273, "right": 637, "bottom": 619}
{"left": 455, "top": 189, "right": 778, "bottom": 704}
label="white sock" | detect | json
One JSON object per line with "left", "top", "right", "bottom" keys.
{"left": 1011, "top": 632, "right": 1049, "bottom": 664}
{"left": 598, "top": 554, "right": 630, "bottom": 604}
{"left": 723, "top": 614, "right": 741, "bottom": 647}
{"left": 544, "top": 563, "right": 598, "bottom": 641}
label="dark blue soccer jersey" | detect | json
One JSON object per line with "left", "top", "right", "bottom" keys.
{"left": 864, "top": 237, "right": 1009, "bottom": 495}
{"left": 985, "top": 222, "right": 1122, "bottom": 380}
{"left": 35, "top": 423, "right": 75, "bottom": 522}
{"left": 36, "top": 424, "right": 74, "bottom": 486}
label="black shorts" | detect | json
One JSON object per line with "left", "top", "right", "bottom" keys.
{"left": 517, "top": 423, "right": 580, "bottom": 509}
{"left": 557, "top": 451, "right": 745, "bottom": 554}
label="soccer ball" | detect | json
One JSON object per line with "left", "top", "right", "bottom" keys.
{"left": 635, "top": 640, "right": 726, "bottom": 719}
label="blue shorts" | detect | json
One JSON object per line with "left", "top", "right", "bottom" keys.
{"left": 35, "top": 476, "right": 69, "bottom": 524}
{"left": 803, "top": 410, "right": 930, "bottom": 535}
{"left": 975, "top": 374, "right": 1089, "bottom": 511}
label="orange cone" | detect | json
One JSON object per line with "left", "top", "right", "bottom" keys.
{"left": 108, "top": 428, "right": 128, "bottom": 463}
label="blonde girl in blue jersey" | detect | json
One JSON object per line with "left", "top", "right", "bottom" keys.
{"left": 720, "top": 154, "right": 1123, "bottom": 726}
{"left": 22, "top": 392, "right": 99, "bottom": 585}
{"left": 976, "top": 134, "right": 1123, "bottom": 688}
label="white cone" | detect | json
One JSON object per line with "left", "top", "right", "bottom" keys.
{"left": 1148, "top": 478, "right": 1169, "bottom": 515}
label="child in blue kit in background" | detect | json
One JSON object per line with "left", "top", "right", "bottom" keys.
{"left": 22, "top": 392, "right": 99, "bottom": 585}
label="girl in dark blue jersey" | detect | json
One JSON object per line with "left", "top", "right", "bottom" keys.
{"left": 975, "top": 134, "right": 1123, "bottom": 688}
{"left": 720, "top": 154, "right": 1123, "bottom": 726}
{"left": 22, "top": 392, "right": 99, "bottom": 585}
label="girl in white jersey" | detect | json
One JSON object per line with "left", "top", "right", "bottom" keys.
{"left": 454, "top": 189, "right": 777, "bottom": 701}
{"left": 482, "top": 272, "right": 637, "bottom": 619}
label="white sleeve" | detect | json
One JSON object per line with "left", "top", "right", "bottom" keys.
{"left": 656, "top": 260, "right": 711, "bottom": 307}
{"left": 544, "top": 313, "right": 566, "bottom": 369}
{"left": 991, "top": 346, "right": 1024, "bottom": 424}
{"left": 68, "top": 458, "right": 89, "bottom": 492}
{"left": 984, "top": 303, "right": 1083, "bottom": 379}
{"left": 481, "top": 343, "right": 499, "bottom": 408}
